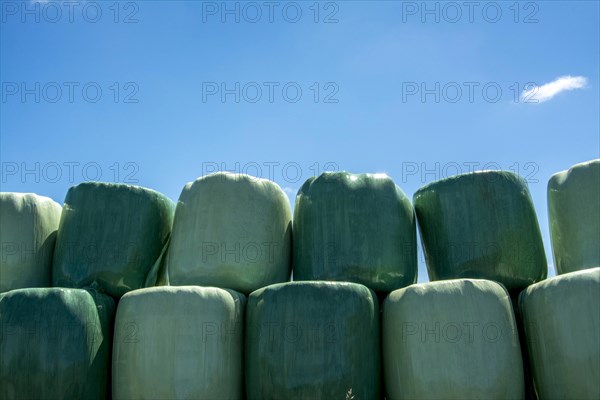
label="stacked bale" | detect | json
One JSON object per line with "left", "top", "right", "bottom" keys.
{"left": 0, "top": 287, "right": 114, "bottom": 399}
{"left": 166, "top": 172, "right": 292, "bottom": 293}
{"left": 112, "top": 286, "right": 246, "bottom": 399}
{"left": 52, "top": 182, "right": 175, "bottom": 298}
{"left": 519, "top": 267, "right": 600, "bottom": 398}
{"left": 413, "top": 171, "right": 547, "bottom": 292}
{"left": 246, "top": 281, "right": 380, "bottom": 399}
{"left": 382, "top": 279, "right": 524, "bottom": 399}
{"left": 0, "top": 193, "right": 61, "bottom": 292}
{"left": 548, "top": 159, "right": 600, "bottom": 274}
{"left": 293, "top": 172, "right": 417, "bottom": 293}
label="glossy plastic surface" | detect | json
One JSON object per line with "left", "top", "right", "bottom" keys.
{"left": 294, "top": 172, "right": 417, "bottom": 292}
{"left": 112, "top": 286, "right": 246, "bottom": 399}
{"left": 383, "top": 279, "right": 524, "bottom": 399}
{"left": 548, "top": 159, "right": 600, "bottom": 274}
{"left": 246, "top": 281, "right": 380, "bottom": 400}
{"left": 414, "top": 171, "right": 547, "bottom": 292}
{"left": 519, "top": 267, "right": 600, "bottom": 399}
{"left": 0, "top": 287, "right": 114, "bottom": 399}
{"left": 167, "top": 172, "right": 292, "bottom": 294}
{"left": 0, "top": 193, "right": 61, "bottom": 292}
{"left": 52, "top": 182, "right": 174, "bottom": 298}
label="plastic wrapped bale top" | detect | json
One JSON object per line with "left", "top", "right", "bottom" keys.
{"left": 0, "top": 287, "right": 115, "bottom": 400}
{"left": 293, "top": 172, "right": 417, "bottom": 292}
{"left": 548, "top": 159, "right": 600, "bottom": 274}
{"left": 0, "top": 193, "right": 61, "bottom": 292}
{"left": 519, "top": 267, "right": 600, "bottom": 399}
{"left": 245, "top": 281, "right": 380, "bottom": 400}
{"left": 52, "top": 182, "right": 175, "bottom": 298}
{"left": 112, "top": 286, "right": 246, "bottom": 400}
{"left": 382, "top": 279, "right": 524, "bottom": 399}
{"left": 166, "top": 172, "right": 292, "bottom": 294}
{"left": 413, "top": 171, "right": 547, "bottom": 292}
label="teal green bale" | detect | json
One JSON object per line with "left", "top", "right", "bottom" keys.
{"left": 548, "top": 159, "right": 600, "bottom": 274}
{"left": 167, "top": 173, "right": 292, "bottom": 294}
{"left": 52, "top": 182, "right": 175, "bottom": 298}
{"left": 0, "top": 193, "right": 62, "bottom": 292}
{"left": 519, "top": 267, "right": 600, "bottom": 399}
{"left": 246, "top": 281, "right": 380, "bottom": 400}
{"left": 414, "top": 171, "right": 547, "bottom": 292}
{"left": 0, "top": 287, "right": 115, "bottom": 399}
{"left": 383, "top": 279, "right": 524, "bottom": 399}
{"left": 293, "top": 172, "right": 417, "bottom": 292}
{"left": 112, "top": 286, "right": 246, "bottom": 399}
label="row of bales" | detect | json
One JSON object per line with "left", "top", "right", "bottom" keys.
{"left": 0, "top": 159, "right": 598, "bottom": 399}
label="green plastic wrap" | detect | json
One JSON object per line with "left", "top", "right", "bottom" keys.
{"left": 0, "top": 193, "right": 62, "bottom": 292}
{"left": 293, "top": 172, "right": 417, "bottom": 292}
{"left": 414, "top": 171, "right": 547, "bottom": 292}
{"left": 382, "top": 279, "right": 524, "bottom": 399}
{"left": 548, "top": 159, "right": 600, "bottom": 274}
{"left": 167, "top": 172, "right": 292, "bottom": 294}
{"left": 519, "top": 267, "right": 600, "bottom": 399}
{"left": 510, "top": 293, "right": 537, "bottom": 400}
{"left": 112, "top": 286, "right": 246, "bottom": 399}
{"left": 0, "top": 287, "right": 115, "bottom": 399}
{"left": 52, "top": 182, "right": 175, "bottom": 298}
{"left": 246, "top": 281, "right": 380, "bottom": 400}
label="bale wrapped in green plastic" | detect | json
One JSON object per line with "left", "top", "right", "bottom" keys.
{"left": 519, "top": 267, "right": 600, "bottom": 399}
{"left": 293, "top": 172, "right": 417, "bottom": 292}
{"left": 52, "top": 182, "right": 175, "bottom": 298}
{"left": 167, "top": 172, "right": 292, "bottom": 294}
{"left": 548, "top": 159, "right": 600, "bottom": 274}
{"left": 0, "top": 193, "right": 62, "bottom": 293}
{"left": 246, "top": 281, "right": 380, "bottom": 400}
{"left": 0, "top": 287, "right": 114, "bottom": 399}
{"left": 112, "top": 286, "right": 246, "bottom": 399}
{"left": 414, "top": 171, "right": 547, "bottom": 292}
{"left": 382, "top": 279, "right": 524, "bottom": 399}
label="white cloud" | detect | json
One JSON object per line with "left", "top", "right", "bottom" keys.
{"left": 521, "top": 75, "right": 588, "bottom": 103}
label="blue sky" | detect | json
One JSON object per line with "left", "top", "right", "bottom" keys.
{"left": 1, "top": 0, "right": 599, "bottom": 280}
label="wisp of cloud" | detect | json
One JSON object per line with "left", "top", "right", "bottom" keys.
{"left": 521, "top": 75, "right": 588, "bottom": 103}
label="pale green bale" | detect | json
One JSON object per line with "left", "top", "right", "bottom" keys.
{"left": 0, "top": 193, "right": 61, "bottom": 292}
{"left": 548, "top": 159, "right": 600, "bottom": 274}
{"left": 293, "top": 172, "right": 417, "bottom": 292}
{"left": 245, "top": 281, "right": 380, "bottom": 400}
{"left": 52, "top": 182, "right": 174, "bottom": 298}
{"left": 383, "top": 279, "right": 524, "bottom": 399}
{"left": 112, "top": 286, "right": 245, "bottom": 399}
{"left": 0, "top": 287, "right": 114, "bottom": 399}
{"left": 519, "top": 267, "right": 600, "bottom": 399}
{"left": 167, "top": 172, "right": 292, "bottom": 294}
